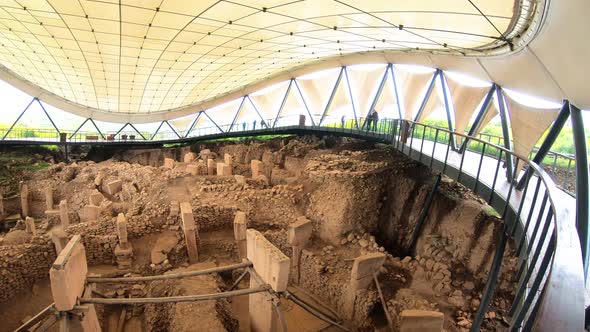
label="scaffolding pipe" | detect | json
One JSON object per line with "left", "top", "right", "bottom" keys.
{"left": 407, "top": 174, "right": 442, "bottom": 255}
{"left": 80, "top": 286, "right": 269, "bottom": 305}
{"left": 283, "top": 291, "right": 350, "bottom": 332}
{"left": 373, "top": 274, "right": 394, "bottom": 331}
{"left": 87, "top": 261, "right": 252, "bottom": 283}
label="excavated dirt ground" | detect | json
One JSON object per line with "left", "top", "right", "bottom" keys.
{"left": 0, "top": 135, "right": 518, "bottom": 331}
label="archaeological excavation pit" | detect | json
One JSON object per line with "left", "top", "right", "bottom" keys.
{"left": 0, "top": 136, "right": 521, "bottom": 332}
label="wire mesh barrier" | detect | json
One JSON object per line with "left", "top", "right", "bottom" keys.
{"left": 2, "top": 115, "right": 585, "bottom": 330}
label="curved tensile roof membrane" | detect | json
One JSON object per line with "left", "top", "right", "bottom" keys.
{"left": 0, "top": 0, "right": 543, "bottom": 121}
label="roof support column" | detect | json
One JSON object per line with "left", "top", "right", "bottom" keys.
{"left": 517, "top": 101, "right": 570, "bottom": 190}
{"left": 495, "top": 86, "right": 514, "bottom": 181}
{"left": 413, "top": 69, "right": 439, "bottom": 123}
{"left": 459, "top": 84, "right": 496, "bottom": 153}
{"left": 272, "top": 79, "right": 293, "bottom": 128}
{"left": 390, "top": 65, "right": 403, "bottom": 120}
{"left": 570, "top": 102, "right": 590, "bottom": 280}
{"left": 362, "top": 64, "right": 391, "bottom": 129}
{"left": 319, "top": 67, "right": 344, "bottom": 125}
{"left": 185, "top": 113, "right": 202, "bottom": 138}
{"left": 2, "top": 97, "right": 36, "bottom": 140}
{"left": 293, "top": 79, "right": 316, "bottom": 126}
{"left": 164, "top": 120, "right": 181, "bottom": 139}
{"left": 439, "top": 71, "right": 457, "bottom": 151}
{"left": 229, "top": 97, "right": 247, "bottom": 132}
{"left": 343, "top": 67, "right": 359, "bottom": 129}
{"left": 203, "top": 111, "right": 224, "bottom": 133}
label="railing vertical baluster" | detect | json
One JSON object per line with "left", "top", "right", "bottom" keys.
{"left": 457, "top": 143, "right": 467, "bottom": 182}
{"left": 442, "top": 131, "right": 451, "bottom": 174}
{"left": 473, "top": 143, "right": 487, "bottom": 194}
{"left": 408, "top": 123, "right": 416, "bottom": 158}
{"left": 430, "top": 129, "right": 439, "bottom": 169}
{"left": 489, "top": 150, "right": 504, "bottom": 204}
{"left": 418, "top": 125, "right": 426, "bottom": 162}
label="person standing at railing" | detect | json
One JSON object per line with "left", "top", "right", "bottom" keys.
{"left": 366, "top": 113, "right": 373, "bottom": 131}
{"left": 253, "top": 119, "right": 257, "bottom": 130}
{"left": 261, "top": 120, "right": 267, "bottom": 128}
{"left": 242, "top": 122, "right": 246, "bottom": 131}
{"left": 341, "top": 115, "right": 345, "bottom": 128}
{"left": 372, "top": 110, "right": 379, "bottom": 131}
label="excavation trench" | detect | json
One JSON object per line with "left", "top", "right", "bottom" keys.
{"left": 0, "top": 135, "right": 517, "bottom": 331}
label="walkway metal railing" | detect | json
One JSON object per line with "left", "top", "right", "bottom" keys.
{"left": 0, "top": 115, "right": 585, "bottom": 330}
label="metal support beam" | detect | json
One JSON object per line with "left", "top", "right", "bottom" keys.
{"left": 185, "top": 113, "right": 202, "bottom": 138}
{"left": 35, "top": 98, "right": 60, "bottom": 134}
{"left": 2, "top": 97, "right": 36, "bottom": 140}
{"left": 319, "top": 67, "right": 344, "bottom": 125}
{"left": 88, "top": 118, "right": 105, "bottom": 140}
{"left": 407, "top": 174, "right": 442, "bottom": 256}
{"left": 127, "top": 123, "right": 147, "bottom": 140}
{"left": 202, "top": 111, "right": 224, "bottom": 133}
{"left": 114, "top": 123, "right": 130, "bottom": 137}
{"left": 517, "top": 101, "right": 570, "bottom": 190}
{"left": 246, "top": 95, "right": 266, "bottom": 123}
{"left": 459, "top": 84, "right": 496, "bottom": 153}
{"left": 272, "top": 79, "right": 293, "bottom": 128}
{"left": 164, "top": 121, "right": 181, "bottom": 139}
{"left": 413, "top": 69, "right": 439, "bottom": 123}
{"left": 570, "top": 102, "right": 590, "bottom": 280}
{"left": 69, "top": 118, "right": 90, "bottom": 139}
{"left": 496, "top": 86, "right": 514, "bottom": 180}
{"left": 150, "top": 121, "right": 165, "bottom": 140}
{"left": 390, "top": 65, "right": 403, "bottom": 120}
{"left": 229, "top": 97, "right": 247, "bottom": 132}
{"left": 439, "top": 71, "right": 457, "bottom": 151}
{"left": 343, "top": 67, "right": 359, "bottom": 129}
{"left": 362, "top": 64, "right": 390, "bottom": 129}
{"left": 293, "top": 79, "right": 317, "bottom": 126}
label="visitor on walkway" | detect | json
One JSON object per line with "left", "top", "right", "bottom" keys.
{"left": 261, "top": 120, "right": 267, "bottom": 128}
{"left": 253, "top": 119, "right": 257, "bottom": 130}
{"left": 366, "top": 114, "right": 373, "bottom": 131}
{"left": 372, "top": 110, "right": 379, "bottom": 131}
{"left": 242, "top": 122, "right": 246, "bottom": 131}
{"left": 341, "top": 115, "right": 345, "bottom": 128}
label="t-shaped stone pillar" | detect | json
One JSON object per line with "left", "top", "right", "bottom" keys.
{"left": 82, "top": 204, "right": 100, "bottom": 222}
{"left": 207, "top": 159, "right": 216, "bottom": 175}
{"left": 400, "top": 310, "right": 444, "bottom": 332}
{"left": 287, "top": 216, "right": 313, "bottom": 284}
{"left": 50, "top": 227, "right": 69, "bottom": 255}
{"left": 344, "top": 252, "right": 386, "bottom": 319}
{"left": 184, "top": 152, "right": 197, "bottom": 163}
{"left": 251, "top": 160, "right": 263, "bottom": 178}
{"left": 224, "top": 153, "right": 233, "bottom": 167}
{"left": 59, "top": 200, "right": 69, "bottom": 228}
{"left": 114, "top": 213, "right": 133, "bottom": 269}
{"left": 20, "top": 182, "right": 29, "bottom": 218}
{"left": 247, "top": 229, "right": 290, "bottom": 332}
{"left": 45, "top": 187, "right": 54, "bottom": 211}
{"left": 25, "top": 216, "right": 37, "bottom": 236}
{"left": 180, "top": 202, "right": 199, "bottom": 263}
{"left": 163, "top": 157, "right": 175, "bottom": 169}
{"left": 217, "top": 162, "right": 232, "bottom": 176}
{"left": 89, "top": 191, "right": 103, "bottom": 206}
{"left": 233, "top": 211, "right": 247, "bottom": 259}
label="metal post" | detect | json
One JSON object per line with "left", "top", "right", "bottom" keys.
{"left": 35, "top": 98, "right": 60, "bottom": 134}
{"left": 202, "top": 111, "right": 224, "bottom": 133}
{"left": 517, "top": 101, "right": 571, "bottom": 189}
{"left": 293, "top": 79, "right": 316, "bottom": 126}
{"left": 496, "top": 86, "right": 514, "bottom": 181}
{"left": 570, "top": 102, "right": 590, "bottom": 279}
{"left": 272, "top": 79, "right": 293, "bottom": 128}
{"left": 88, "top": 118, "right": 105, "bottom": 140}
{"left": 439, "top": 72, "right": 456, "bottom": 151}
{"left": 185, "top": 113, "right": 202, "bottom": 138}
{"left": 460, "top": 85, "right": 496, "bottom": 153}
{"left": 69, "top": 118, "right": 90, "bottom": 139}
{"left": 319, "top": 68, "right": 344, "bottom": 125}
{"left": 413, "top": 70, "right": 439, "bottom": 123}
{"left": 407, "top": 174, "right": 442, "bottom": 256}
{"left": 343, "top": 67, "right": 359, "bottom": 129}
{"left": 390, "top": 65, "right": 403, "bottom": 120}
{"left": 229, "top": 97, "right": 247, "bottom": 132}
{"left": 164, "top": 121, "right": 181, "bottom": 138}
{"left": 362, "top": 64, "right": 390, "bottom": 129}
{"left": 2, "top": 97, "right": 36, "bottom": 140}
{"left": 151, "top": 121, "right": 165, "bottom": 140}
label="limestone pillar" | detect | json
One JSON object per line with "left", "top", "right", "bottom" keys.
{"left": 89, "top": 191, "right": 103, "bottom": 206}
{"left": 299, "top": 114, "right": 306, "bottom": 126}
{"left": 224, "top": 153, "right": 233, "bottom": 167}
{"left": 180, "top": 202, "right": 199, "bottom": 263}
{"left": 106, "top": 180, "right": 122, "bottom": 195}
{"left": 50, "top": 235, "right": 101, "bottom": 331}
{"left": 114, "top": 213, "right": 133, "bottom": 269}
{"left": 184, "top": 152, "right": 197, "bottom": 163}
{"left": 186, "top": 164, "right": 199, "bottom": 175}
{"left": 217, "top": 162, "right": 232, "bottom": 176}
{"left": 82, "top": 205, "right": 100, "bottom": 222}
{"left": 0, "top": 193, "right": 4, "bottom": 218}
{"left": 247, "top": 229, "right": 290, "bottom": 332}
{"left": 287, "top": 217, "right": 313, "bottom": 284}
{"left": 59, "top": 199, "right": 69, "bottom": 228}
{"left": 163, "top": 157, "right": 175, "bottom": 169}
{"left": 251, "top": 160, "right": 263, "bottom": 178}
{"left": 50, "top": 227, "right": 69, "bottom": 255}
{"left": 94, "top": 170, "right": 105, "bottom": 187}
{"left": 207, "top": 159, "right": 216, "bottom": 175}
{"left": 45, "top": 187, "right": 54, "bottom": 211}
{"left": 344, "top": 253, "right": 386, "bottom": 319}
{"left": 25, "top": 216, "right": 36, "bottom": 236}
{"left": 400, "top": 310, "right": 444, "bottom": 332}
{"left": 233, "top": 211, "right": 247, "bottom": 259}
{"left": 20, "top": 182, "right": 29, "bottom": 218}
